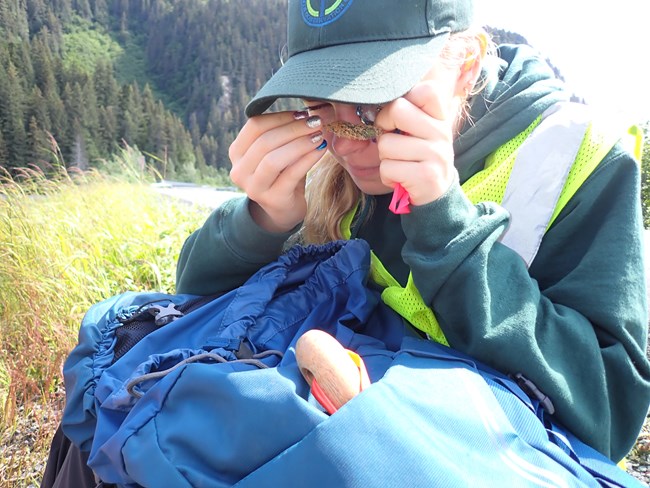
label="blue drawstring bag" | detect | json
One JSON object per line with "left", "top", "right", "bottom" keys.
{"left": 61, "top": 239, "right": 643, "bottom": 487}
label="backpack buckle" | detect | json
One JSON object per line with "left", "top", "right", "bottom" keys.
{"left": 512, "top": 372, "right": 556, "bottom": 415}
{"left": 149, "top": 303, "right": 184, "bottom": 326}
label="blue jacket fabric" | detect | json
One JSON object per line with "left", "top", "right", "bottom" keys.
{"left": 61, "top": 240, "right": 642, "bottom": 487}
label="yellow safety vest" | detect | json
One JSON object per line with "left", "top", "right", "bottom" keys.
{"left": 340, "top": 102, "right": 643, "bottom": 345}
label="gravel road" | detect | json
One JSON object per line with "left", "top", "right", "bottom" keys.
{"left": 151, "top": 182, "right": 241, "bottom": 209}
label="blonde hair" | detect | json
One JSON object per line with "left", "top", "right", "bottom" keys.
{"left": 301, "top": 154, "right": 364, "bottom": 243}
{"left": 301, "top": 28, "right": 493, "bottom": 245}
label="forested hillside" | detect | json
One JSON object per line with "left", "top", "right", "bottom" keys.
{"left": 0, "top": 0, "right": 287, "bottom": 180}
{"left": 0, "top": 1, "right": 576, "bottom": 181}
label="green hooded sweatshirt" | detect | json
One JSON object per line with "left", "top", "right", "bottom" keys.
{"left": 175, "top": 45, "right": 650, "bottom": 462}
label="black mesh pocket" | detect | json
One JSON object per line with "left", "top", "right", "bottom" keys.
{"left": 113, "top": 320, "right": 160, "bottom": 362}
{"left": 111, "top": 294, "right": 224, "bottom": 363}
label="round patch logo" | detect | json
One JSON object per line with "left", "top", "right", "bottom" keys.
{"left": 301, "top": 0, "right": 354, "bottom": 27}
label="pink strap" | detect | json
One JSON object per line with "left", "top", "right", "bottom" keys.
{"left": 389, "top": 183, "right": 411, "bottom": 214}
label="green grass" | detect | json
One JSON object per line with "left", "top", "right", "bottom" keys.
{"left": 0, "top": 162, "right": 209, "bottom": 486}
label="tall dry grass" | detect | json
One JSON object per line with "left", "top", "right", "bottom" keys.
{"left": 0, "top": 162, "right": 209, "bottom": 485}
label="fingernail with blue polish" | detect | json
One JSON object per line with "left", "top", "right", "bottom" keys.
{"left": 316, "top": 140, "right": 328, "bottom": 151}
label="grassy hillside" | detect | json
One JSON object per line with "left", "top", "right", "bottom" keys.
{"left": 0, "top": 155, "right": 210, "bottom": 485}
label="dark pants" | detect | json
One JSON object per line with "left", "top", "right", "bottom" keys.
{"left": 41, "top": 424, "right": 114, "bottom": 488}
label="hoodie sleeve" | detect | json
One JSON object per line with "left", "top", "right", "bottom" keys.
{"left": 400, "top": 142, "right": 650, "bottom": 462}
{"left": 175, "top": 196, "right": 296, "bottom": 295}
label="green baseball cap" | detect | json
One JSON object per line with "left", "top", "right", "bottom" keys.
{"left": 245, "top": 0, "right": 474, "bottom": 117}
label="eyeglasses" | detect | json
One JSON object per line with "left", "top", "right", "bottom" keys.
{"left": 355, "top": 105, "right": 383, "bottom": 126}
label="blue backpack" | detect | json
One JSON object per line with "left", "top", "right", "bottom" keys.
{"left": 60, "top": 239, "right": 643, "bottom": 487}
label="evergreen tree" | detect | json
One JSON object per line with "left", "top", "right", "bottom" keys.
{"left": 60, "top": 81, "right": 81, "bottom": 161}
{"left": 0, "top": 0, "right": 29, "bottom": 43}
{"left": 91, "top": 0, "right": 110, "bottom": 24}
{"left": 43, "top": 13, "right": 64, "bottom": 55}
{"left": 73, "top": 0, "right": 93, "bottom": 19}
{"left": 215, "top": 130, "right": 232, "bottom": 170}
{"left": 147, "top": 100, "right": 169, "bottom": 163}
{"left": 193, "top": 143, "right": 207, "bottom": 177}
{"left": 117, "top": 84, "right": 140, "bottom": 146}
{"left": 45, "top": 87, "right": 67, "bottom": 151}
{"left": 0, "top": 130, "right": 8, "bottom": 166}
{"left": 26, "top": 115, "right": 51, "bottom": 167}
{"left": 81, "top": 76, "right": 101, "bottom": 162}
{"left": 189, "top": 112, "right": 201, "bottom": 146}
{"left": 199, "top": 133, "right": 218, "bottom": 169}
{"left": 50, "top": 0, "right": 73, "bottom": 23}
{"left": 26, "top": 86, "right": 51, "bottom": 132}
{"left": 10, "top": 41, "right": 34, "bottom": 89}
{"left": 26, "top": 0, "right": 50, "bottom": 34}
{"left": 97, "top": 105, "right": 117, "bottom": 155}
{"left": 138, "top": 84, "right": 156, "bottom": 149}
{"left": 0, "top": 2, "right": 10, "bottom": 40}
{"left": 0, "top": 62, "right": 28, "bottom": 168}
{"left": 93, "top": 60, "right": 119, "bottom": 107}
{"left": 31, "top": 34, "right": 57, "bottom": 96}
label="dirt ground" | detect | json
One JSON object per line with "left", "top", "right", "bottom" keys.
{"left": 627, "top": 413, "right": 650, "bottom": 485}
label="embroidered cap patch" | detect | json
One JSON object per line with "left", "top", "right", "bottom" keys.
{"left": 301, "top": 0, "right": 354, "bottom": 27}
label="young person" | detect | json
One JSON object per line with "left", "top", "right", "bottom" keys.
{"left": 175, "top": 0, "right": 650, "bottom": 463}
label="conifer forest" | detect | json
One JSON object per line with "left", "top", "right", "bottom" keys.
{"left": 0, "top": 0, "right": 632, "bottom": 182}
{"left": 0, "top": 0, "right": 287, "bottom": 180}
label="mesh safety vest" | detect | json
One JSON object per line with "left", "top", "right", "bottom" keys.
{"left": 340, "top": 102, "right": 643, "bottom": 345}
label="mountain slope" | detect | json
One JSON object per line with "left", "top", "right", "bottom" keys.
{"left": 1, "top": 0, "right": 581, "bottom": 180}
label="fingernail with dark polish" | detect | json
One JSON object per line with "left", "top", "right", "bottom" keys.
{"left": 306, "top": 116, "right": 321, "bottom": 129}
{"left": 316, "top": 140, "right": 328, "bottom": 151}
{"left": 293, "top": 110, "right": 309, "bottom": 120}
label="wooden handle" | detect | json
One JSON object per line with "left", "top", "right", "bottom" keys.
{"left": 295, "top": 330, "right": 362, "bottom": 411}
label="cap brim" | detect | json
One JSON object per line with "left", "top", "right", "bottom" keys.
{"left": 245, "top": 34, "right": 449, "bottom": 117}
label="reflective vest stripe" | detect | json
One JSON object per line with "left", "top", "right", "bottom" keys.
{"left": 500, "top": 103, "right": 591, "bottom": 266}
{"left": 501, "top": 102, "right": 639, "bottom": 266}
